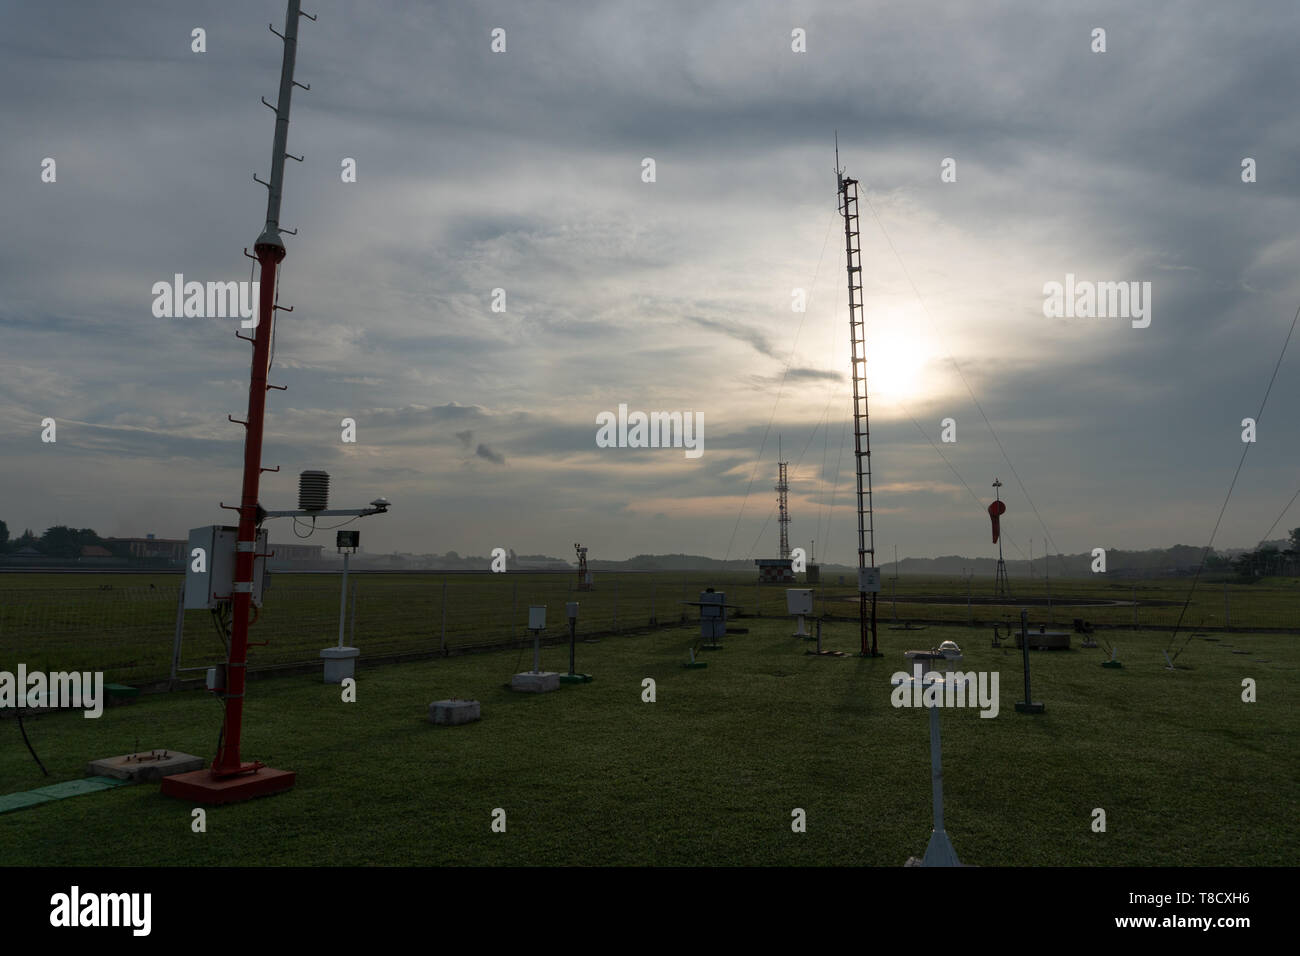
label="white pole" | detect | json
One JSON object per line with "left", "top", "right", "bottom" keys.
{"left": 1046, "top": 550, "right": 1052, "bottom": 621}
{"left": 921, "top": 674, "right": 960, "bottom": 866}
{"left": 349, "top": 578, "right": 358, "bottom": 645}
{"left": 930, "top": 701, "right": 944, "bottom": 834}
{"left": 337, "top": 550, "right": 349, "bottom": 648}
{"left": 170, "top": 585, "right": 185, "bottom": 683}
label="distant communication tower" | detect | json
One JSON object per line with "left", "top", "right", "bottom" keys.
{"left": 776, "top": 437, "right": 790, "bottom": 560}
{"left": 575, "top": 542, "right": 592, "bottom": 591}
{"left": 838, "top": 140, "right": 880, "bottom": 657}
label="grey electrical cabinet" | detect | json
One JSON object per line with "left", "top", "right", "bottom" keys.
{"left": 184, "top": 525, "right": 268, "bottom": 610}
{"left": 699, "top": 589, "right": 726, "bottom": 640}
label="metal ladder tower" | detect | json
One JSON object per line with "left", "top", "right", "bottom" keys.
{"left": 838, "top": 153, "right": 879, "bottom": 656}
{"left": 776, "top": 437, "right": 790, "bottom": 560}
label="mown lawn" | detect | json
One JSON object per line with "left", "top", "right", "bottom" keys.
{"left": 1, "top": 616, "right": 1294, "bottom": 866}
{"left": 3, "top": 570, "right": 1296, "bottom": 687}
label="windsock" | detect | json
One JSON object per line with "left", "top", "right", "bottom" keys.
{"left": 988, "top": 499, "right": 1006, "bottom": 543}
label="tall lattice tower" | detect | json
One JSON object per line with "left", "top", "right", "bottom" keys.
{"left": 776, "top": 437, "right": 790, "bottom": 560}
{"left": 838, "top": 150, "right": 879, "bottom": 656}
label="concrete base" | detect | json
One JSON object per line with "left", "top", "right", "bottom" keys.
{"left": 1015, "top": 701, "right": 1046, "bottom": 713}
{"left": 160, "top": 767, "right": 296, "bottom": 804}
{"left": 428, "top": 699, "right": 481, "bottom": 725}
{"left": 511, "top": 671, "right": 560, "bottom": 693}
{"left": 87, "top": 750, "right": 205, "bottom": 782}
{"left": 320, "top": 645, "right": 360, "bottom": 684}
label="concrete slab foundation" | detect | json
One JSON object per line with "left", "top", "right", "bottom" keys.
{"left": 87, "top": 750, "right": 205, "bottom": 782}
{"left": 429, "top": 699, "right": 481, "bottom": 725}
{"left": 510, "top": 672, "right": 560, "bottom": 693}
{"left": 320, "top": 646, "right": 360, "bottom": 683}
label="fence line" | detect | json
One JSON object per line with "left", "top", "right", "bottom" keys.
{"left": 2, "top": 573, "right": 1297, "bottom": 686}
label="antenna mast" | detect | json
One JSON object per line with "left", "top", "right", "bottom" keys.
{"left": 776, "top": 436, "right": 790, "bottom": 560}
{"left": 837, "top": 143, "right": 880, "bottom": 656}
{"left": 166, "top": 0, "right": 314, "bottom": 802}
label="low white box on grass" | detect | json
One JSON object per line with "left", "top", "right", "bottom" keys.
{"left": 511, "top": 672, "right": 559, "bottom": 693}
{"left": 320, "top": 646, "right": 360, "bottom": 683}
{"left": 428, "top": 699, "right": 481, "bottom": 725}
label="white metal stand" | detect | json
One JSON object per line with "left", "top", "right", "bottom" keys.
{"left": 921, "top": 697, "right": 960, "bottom": 866}
{"left": 337, "top": 550, "right": 350, "bottom": 648}
{"left": 892, "top": 666, "right": 962, "bottom": 867}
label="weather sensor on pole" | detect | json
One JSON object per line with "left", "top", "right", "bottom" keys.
{"left": 511, "top": 606, "right": 560, "bottom": 693}
{"left": 895, "top": 641, "right": 966, "bottom": 866}
{"left": 559, "top": 601, "right": 593, "bottom": 684}
{"left": 322, "top": 528, "right": 361, "bottom": 685}
{"left": 575, "top": 542, "right": 592, "bottom": 591}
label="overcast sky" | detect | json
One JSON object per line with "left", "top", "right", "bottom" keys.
{"left": 3, "top": 0, "right": 1300, "bottom": 565}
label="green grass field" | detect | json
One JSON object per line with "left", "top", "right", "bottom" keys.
{"left": 1, "top": 615, "right": 1294, "bottom": 866}
{"left": 3, "top": 570, "right": 1297, "bottom": 687}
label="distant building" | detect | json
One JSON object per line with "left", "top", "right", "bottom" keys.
{"left": 512, "top": 556, "right": 571, "bottom": 570}
{"left": 755, "top": 558, "right": 795, "bottom": 584}
{"left": 107, "top": 536, "right": 186, "bottom": 562}
{"left": 79, "top": 545, "right": 114, "bottom": 559}
{"left": 270, "top": 543, "right": 324, "bottom": 562}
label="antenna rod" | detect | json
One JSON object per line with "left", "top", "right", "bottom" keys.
{"left": 216, "top": 0, "right": 308, "bottom": 777}
{"left": 258, "top": 0, "right": 305, "bottom": 249}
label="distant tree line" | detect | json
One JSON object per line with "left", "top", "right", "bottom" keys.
{"left": 0, "top": 522, "right": 128, "bottom": 559}
{"left": 1228, "top": 529, "right": 1300, "bottom": 581}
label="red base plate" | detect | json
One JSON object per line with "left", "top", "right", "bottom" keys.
{"left": 159, "top": 767, "right": 296, "bottom": 804}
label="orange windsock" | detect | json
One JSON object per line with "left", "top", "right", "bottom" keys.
{"left": 988, "top": 499, "right": 1006, "bottom": 543}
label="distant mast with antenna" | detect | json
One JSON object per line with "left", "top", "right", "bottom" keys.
{"left": 837, "top": 135, "right": 880, "bottom": 656}
{"left": 776, "top": 436, "right": 790, "bottom": 560}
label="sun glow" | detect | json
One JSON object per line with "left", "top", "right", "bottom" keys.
{"left": 866, "top": 328, "right": 933, "bottom": 404}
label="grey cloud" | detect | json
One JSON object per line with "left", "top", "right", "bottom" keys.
{"left": 475, "top": 443, "right": 506, "bottom": 465}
